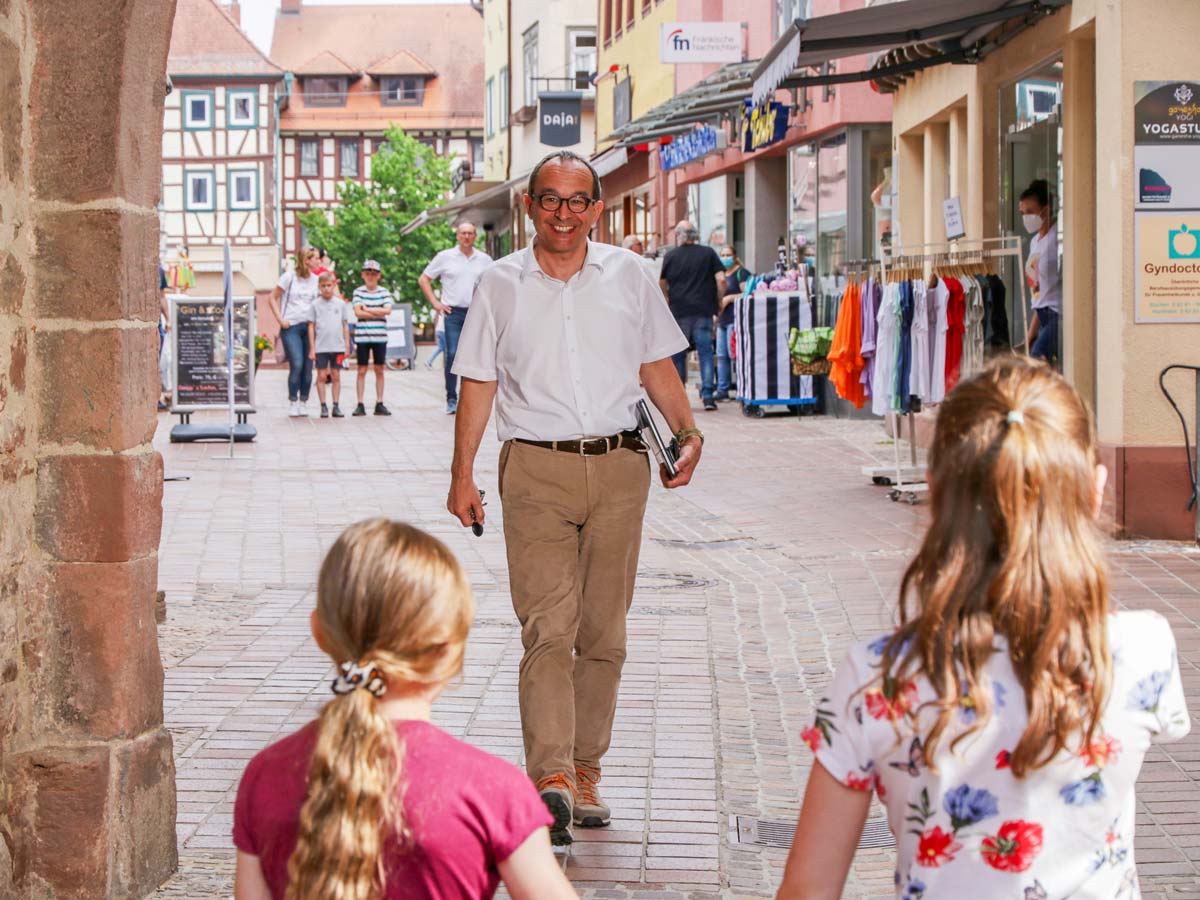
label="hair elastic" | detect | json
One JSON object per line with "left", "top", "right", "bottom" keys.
{"left": 1007, "top": 410, "right": 1025, "bottom": 425}
{"left": 331, "top": 660, "right": 387, "bottom": 698}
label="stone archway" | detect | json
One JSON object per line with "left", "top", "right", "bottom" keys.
{"left": 0, "top": 2, "right": 178, "bottom": 897}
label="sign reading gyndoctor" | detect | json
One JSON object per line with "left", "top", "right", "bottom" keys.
{"left": 1135, "top": 82, "right": 1200, "bottom": 322}
{"left": 660, "top": 22, "right": 742, "bottom": 63}
{"left": 539, "top": 92, "right": 583, "bottom": 147}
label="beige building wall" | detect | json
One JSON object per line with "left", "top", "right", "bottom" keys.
{"left": 890, "top": 0, "right": 1200, "bottom": 539}
{"left": 595, "top": 0, "right": 678, "bottom": 152}
{"left": 483, "top": 0, "right": 509, "bottom": 180}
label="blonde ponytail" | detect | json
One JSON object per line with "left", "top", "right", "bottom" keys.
{"left": 284, "top": 519, "right": 474, "bottom": 898}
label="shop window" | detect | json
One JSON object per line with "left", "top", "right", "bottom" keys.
{"left": 862, "top": 126, "right": 893, "bottom": 260}
{"left": 789, "top": 143, "right": 817, "bottom": 269}
{"left": 817, "top": 133, "right": 848, "bottom": 315}
{"left": 299, "top": 138, "right": 320, "bottom": 177}
{"left": 305, "top": 77, "right": 348, "bottom": 107}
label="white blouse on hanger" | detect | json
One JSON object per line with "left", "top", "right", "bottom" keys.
{"left": 909, "top": 279, "right": 932, "bottom": 403}
{"left": 871, "top": 282, "right": 902, "bottom": 417}
{"left": 930, "top": 278, "right": 951, "bottom": 405}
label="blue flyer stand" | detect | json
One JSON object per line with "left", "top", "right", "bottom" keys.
{"left": 733, "top": 290, "right": 817, "bottom": 417}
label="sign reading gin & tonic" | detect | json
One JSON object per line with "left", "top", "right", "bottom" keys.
{"left": 1135, "top": 213, "right": 1200, "bottom": 322}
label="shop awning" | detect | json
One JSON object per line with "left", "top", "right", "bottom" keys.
{"left": 399, "top": 173, "right": 528, "bottom": 236}
{"left": 751, "top": 0, "right": 1070, "bottom": 103}
{"left": 599, "top": 61, "right": 755, "bottom": 147}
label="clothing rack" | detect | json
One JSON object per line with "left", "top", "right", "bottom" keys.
{"left": 865, "top": 235, "right": 1030, "bottom": 502}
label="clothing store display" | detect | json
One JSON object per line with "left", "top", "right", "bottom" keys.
{"left": 909, "top": 280, "right": 931, "bottom": 403}
{"left": 944, "top": 276, "right": 966, "bottom": 393}
{"left": 894, "top": 280, "right": 915, "bottom": 413}
{"left": 828, "top": 279, "right": 865, "bottom": 409}
{"left": 870, "top": 283, "right": 901, "bottom": 417}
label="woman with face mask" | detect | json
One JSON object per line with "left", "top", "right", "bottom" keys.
{"left": 1019, "top": 180, "right": 1060, "bottom": 363}
{"left": 715, "top": 246, "right": 749, "bottom": 401}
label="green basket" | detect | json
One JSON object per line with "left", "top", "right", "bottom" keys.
{"left": 788, "top": 326, "right": 834, "bottom": 364}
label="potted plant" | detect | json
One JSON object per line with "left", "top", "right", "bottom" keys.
{"left": 254, "top": 334, "right": 273, "bottom": 369}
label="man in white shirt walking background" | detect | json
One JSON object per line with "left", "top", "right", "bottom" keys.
{"left": 419, "top": 222, "right": 493, "bottom": 414}
{"left": 448, "top": 150, "right": 704, "bottom": 846}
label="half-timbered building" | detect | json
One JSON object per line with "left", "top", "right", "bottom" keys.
{"left": 162, "top": 0, "right": 284, "bottom": 300}
{"left": 270, "top": 0, "right": 485, "bottom": 260}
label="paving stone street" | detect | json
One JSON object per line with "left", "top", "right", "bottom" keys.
{"left": 152, "top": 364, "right": 1200, "bottom": 899}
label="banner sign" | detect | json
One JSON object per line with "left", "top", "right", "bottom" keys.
{"left": 659, "top": 126, "right": 721, "bottom": 172}
{"left": 1135, "top": 82, "right": 1200, "bottom": 322}
{"left": 741, "top": 100, "right": 789, "bottom": 152}
{"left": 539, "top": 92, "right": 583, "bottom": 147}
{"left": 171, "top": 296, "right": 255, "bottom": 409}
{"left": 661, "top": 22, "right": 742, "bottom": 63}
{"left": 613, "top": 78, "right": 631, "bottom": 130}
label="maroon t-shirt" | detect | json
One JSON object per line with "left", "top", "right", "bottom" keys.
{"left": 233, "top": 720, "right": 553, "bottom": 899}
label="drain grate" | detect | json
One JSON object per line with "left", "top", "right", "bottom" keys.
{"left": 731, "top": 815, "right": 894, "bottom": 851}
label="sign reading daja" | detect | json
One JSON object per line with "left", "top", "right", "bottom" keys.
{"left": 741, "top": 99, "right": 789, "bottom": 153}
{"left": 539, "top": 92, "right": 583, "bottom": 147}
{"left": 660, "top": 21, "right": 742, "bottom": 64}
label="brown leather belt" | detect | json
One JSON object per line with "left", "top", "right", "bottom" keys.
{"left": 513, "top": 430, "right": 645, "bottom": 456}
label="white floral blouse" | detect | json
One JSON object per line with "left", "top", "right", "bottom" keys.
{"left": 808, "top": 611, "right": 1191, "bottom": 899}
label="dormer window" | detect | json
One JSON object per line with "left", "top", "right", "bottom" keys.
{"left": 304, "top": 77, "right": 348, "bottom": 107}
{"left": 382, "top": 77, "right": 425, "bottom": 106}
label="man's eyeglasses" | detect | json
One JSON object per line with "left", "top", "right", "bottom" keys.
{"left": 532, "top": 193, "right": 597, "bottom": 214}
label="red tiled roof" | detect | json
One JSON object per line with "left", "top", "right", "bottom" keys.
{"left": 168, "top": 0, "right": 282, "bottom": 78}
{"left": 293, "top": 50, "right": 359, "bottom": 76}
{"left": 367, "top": 49, "right": 436, "bottom": 77}
{"left": 271, "top": 3, "right": 482, "bottom": 130}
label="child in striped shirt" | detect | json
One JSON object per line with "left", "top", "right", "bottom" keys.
{"left": 352, "top": 259, "right": 394, "bottom": 416}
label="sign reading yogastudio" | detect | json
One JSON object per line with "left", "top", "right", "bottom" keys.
{"left": 539, "top": 92, "right": 583, "bottom": 147}
{"left": 660, "top": 22, "right": 742, "bottom": 64}
{"left": 1134, "top": 82, "right": 1200, "bottom": 322}
{"left": 741, "top": 99, "right": 789, "bottom": 153}
{"left": 659, "top": 126, "right": 722, "bottom": 172}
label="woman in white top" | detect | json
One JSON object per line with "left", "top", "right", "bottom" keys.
{"left": 1020, "top": 180, "right": 1061, "bottom": 363}
{"left": 777, "top": 358, "right": 1189, "bottom": 900}
{"left": 269, "top": 248, "right": 321, "bottom": 416}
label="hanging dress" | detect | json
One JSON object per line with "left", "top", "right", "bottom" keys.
{"left": 828, "top": 280, "right": 866, "bottom": 408}
{"left": 871, "top": 282, "right": 901, "bottom": 417}
{"left": 930, "top": 277, "right": 951, "bottom": 405}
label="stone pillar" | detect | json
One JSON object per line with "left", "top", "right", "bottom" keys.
{"left": 922, "top": 122, "right": 949, "bottom": 245}
{"left": 743, "top": 154, "right": 787, "bottom": 273}
{"left": 0, "top": 2, "right": 178, "bottom": 898}
{"left": 948, "top": 105, "right": 969, "bottom": 212}
{"left": 896, "top": 131, "right": 924, "bottom": 247}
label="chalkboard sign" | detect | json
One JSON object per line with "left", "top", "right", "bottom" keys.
{"left": 170, "top": 295, "right": 256, "bottom": 411}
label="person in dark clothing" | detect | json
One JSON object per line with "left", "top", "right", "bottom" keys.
{"left": 660, "top": 221, "right": 725, "bottom": 410}
{"left": 715, "top": 246, "right": 749, "bottom": 401}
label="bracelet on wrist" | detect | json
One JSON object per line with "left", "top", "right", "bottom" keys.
{"left": 675, "top": 427, "right": 704, "bottom": 446}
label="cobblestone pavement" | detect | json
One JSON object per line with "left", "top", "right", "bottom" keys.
{"left": 152, "top": 365, "right": 1200, "bottom": 899}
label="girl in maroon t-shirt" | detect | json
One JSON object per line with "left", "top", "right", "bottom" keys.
{"left": 233, "top": 519, "right": 576, "bottom": 900}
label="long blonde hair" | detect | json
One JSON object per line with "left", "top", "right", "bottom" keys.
{"left": 294, "top": 247, "right": 314, "bottom": 279}
{"left": 878, "top": 357, "right": 1111, "bottom": 777}
{"left": 285, "top": 519, "right": 474, "bottom": 900}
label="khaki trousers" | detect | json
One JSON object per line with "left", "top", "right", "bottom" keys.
{"left": 499, "top": 439, "right": 651, "bottom": 784}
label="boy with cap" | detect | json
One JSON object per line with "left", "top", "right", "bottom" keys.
{"left": 307, "top": 272, "right": 351, "bottom": 417}
{"left": 351, "top": 259, "right": 393, "bottom": 416}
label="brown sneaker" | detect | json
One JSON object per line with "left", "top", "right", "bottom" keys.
{"left": 573, "top": 764, "right": 611, "bottom": 827}
{"left": 536, "top": 773, "right": 574, "bottom": 846}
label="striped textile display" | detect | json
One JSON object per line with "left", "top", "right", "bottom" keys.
{"left": 734, "top": 291, "right": 816, "bottom": 405}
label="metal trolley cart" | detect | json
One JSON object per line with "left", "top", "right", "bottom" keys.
{"left": 733, "top": 289, "right": 818, "bottom": 417}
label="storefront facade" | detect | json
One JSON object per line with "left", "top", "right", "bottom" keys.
{"left": 884, "top": 0, "right": 1200, "bottom": 539}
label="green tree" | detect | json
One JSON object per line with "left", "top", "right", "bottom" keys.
{"left": 299, "top": 125, "right": 455, "bottom": 325}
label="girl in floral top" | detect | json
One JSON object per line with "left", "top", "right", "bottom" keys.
{"left": 776, "top": 358, "right": 1190, "bottom": 900}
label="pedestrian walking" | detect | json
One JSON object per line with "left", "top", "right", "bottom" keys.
{"left": 447, "top": 150, "right": 703, "bottom": 846}
{"left": 660, "top": 220, "right": 725, "bottom": 411}
{"left": 269, "top": 248, "right": 320, "bottom": 417}
{"left": 351, "top": 259, "right": 393, "bottom": 416}
{"left": 715, "top": 246, "right": 749, "bottom": 401}
{"left": 776, "top": 358, "right": 1190, "bottom": 900}
{"left": 232, "top": 519, "right": 577, "bottom": 900}
{"left": 418, "top": 222, "right": 493, "bottom": 415}
{"left": 307, "top": 272, "right": 351, "bottom": 418}
{"left": 1021, "top": 179, "right": 1060, "bottom": 363}
{"left": 425, "top": 310, "right": 446, "bottom": 369}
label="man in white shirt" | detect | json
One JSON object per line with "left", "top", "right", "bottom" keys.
{"left": 449, "top": 151, "right": 703, "bottom": 846}
{"left": 1020, "top": 179, "right": 1061, "bottom": 363}
{"left": 419, "top": 222, "right": 494, "bottom": 414}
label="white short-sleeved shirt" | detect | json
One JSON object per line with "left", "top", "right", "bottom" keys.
{"left": 421, "top": 246, "right": 494, "bottom": 309}
{"left": 1027, "top": 223, "right": 1061, "bottom": 311}
{"left": 452, "top": 240, "right": 689, "bottom": 442}
{"left": 277, "top": 271, "right": 319, "bottom": 324}
{"left": 807, "top": 610, "right": 1190, "bottom": 900}
{"left": 310, "top": 296, "right": 350, "bottom": 353}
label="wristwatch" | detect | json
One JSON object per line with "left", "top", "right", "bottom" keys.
{"left": 675, "top": 426, "right": 704, "bottom": 447}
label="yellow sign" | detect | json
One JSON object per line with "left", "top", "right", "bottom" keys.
{"left": 1136, "top": 212, "right": 1200, "bottom": 322}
